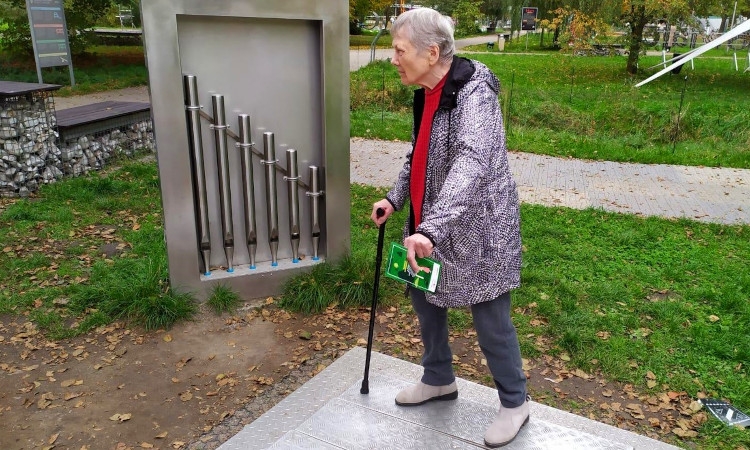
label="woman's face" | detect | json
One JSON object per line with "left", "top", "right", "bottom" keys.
{"left": 391, "top": 33, "right": 432, "bottom": 87}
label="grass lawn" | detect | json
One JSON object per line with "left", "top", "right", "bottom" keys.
{"left": 352, "top": 54, "right": 750, "bottom": 169}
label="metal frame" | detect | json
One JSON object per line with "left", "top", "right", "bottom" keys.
{"left": 141, "top": 0, "right": 350, "bottom": 300}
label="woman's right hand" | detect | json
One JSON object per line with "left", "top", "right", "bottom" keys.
{"left": 371, "top": 199, "right": 394, "bottom": 226}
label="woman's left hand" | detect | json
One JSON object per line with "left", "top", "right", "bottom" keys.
{"left": 404, "top": 233, "right": 434, "bottom": 274}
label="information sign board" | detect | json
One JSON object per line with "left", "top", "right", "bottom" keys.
{"left": 521, "top": 7, "right": 538, "bottom": 31}
{"left": 25, "top": 0, "right": 75, "bottom": 85}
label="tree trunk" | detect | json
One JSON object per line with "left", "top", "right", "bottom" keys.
{"left": 626, "top": 6, "right": 649, "bottom": 75}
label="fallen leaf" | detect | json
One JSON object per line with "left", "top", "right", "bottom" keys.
{"left": 109, "top": 413, "right": 132, "bottom": 422}
{"left": 673, "top": 428, "right": 698, "bottom": 438}
{"left": 61, "top": 379, "right": 82, "bottom": 388}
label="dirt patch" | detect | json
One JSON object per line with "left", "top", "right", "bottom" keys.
{"left": 0, "top": 301, "right": 296, "bottom": 450}
{"left": 1, "top": 300, "right": 695, "bottom": 450}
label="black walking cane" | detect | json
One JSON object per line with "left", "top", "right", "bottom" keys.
{"left": 361, "top": 207, "right": 386, "bottom": 394}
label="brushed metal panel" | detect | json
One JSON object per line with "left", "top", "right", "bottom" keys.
{"left": 295, "top": 398, "right": 481, "bottom": 449}
{"left": 141, "top": 0, "right": 349, "bottom": 300}
{"left": 269, "top": 430, "right": 344, "bottom": 449}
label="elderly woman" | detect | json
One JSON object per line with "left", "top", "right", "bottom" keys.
{"left": 370, "top": 7, "right": 528, "bottom": 447}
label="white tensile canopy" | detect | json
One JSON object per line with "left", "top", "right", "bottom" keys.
{"left": 636, "top": 19, "right": 750, "bottom": 87}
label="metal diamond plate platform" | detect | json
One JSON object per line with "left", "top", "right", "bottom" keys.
{"left": 219, "top": 348, "right": 681, "bottom": 450}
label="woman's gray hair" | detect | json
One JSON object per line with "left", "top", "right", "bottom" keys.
{"left": 391, "top": 8, "right": 455, "bottom": 64}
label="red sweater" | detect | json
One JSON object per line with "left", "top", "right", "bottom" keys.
{"left": 410, "top": 74, "right": 447, "bottom": 227}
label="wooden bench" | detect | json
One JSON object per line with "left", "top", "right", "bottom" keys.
{"left": 56, "top": 100, "right": 151, "bottom": 141}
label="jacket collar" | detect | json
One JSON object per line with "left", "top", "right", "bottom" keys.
{"left": 439, "top": 57, "right": 475, "bottom": 109}
{"left": 414, "top": 57, "right": 476, "bottom": 111}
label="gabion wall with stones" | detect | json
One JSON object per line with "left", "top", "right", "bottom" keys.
{"left": 0, "top": 91, "right": 59, "bottom": 197}
{"left": 58, "top": 118, "right": 154, "bottom": 179}
{"left": 0, "top": 92, "right": 154, "bottom": 198}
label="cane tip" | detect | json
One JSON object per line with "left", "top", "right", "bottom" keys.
{"left": 250, "top": 265, "right": 256, "bottom": 270}
{"left": 271, "top": 262, "right": 278, "bottom": 267}
{"left": 227, "top": 267, "right": 234, "bottom": 273}
{"left": 292, "top": 258, "right": 299, "bottom": 263}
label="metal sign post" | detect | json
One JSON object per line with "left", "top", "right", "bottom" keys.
{"left": 521, "top": 7, "right": 537, "bottom": 51}
{"left": 521, "top": 7, "right": 537, "bottom": 31}
{"left": 25, "top": 0, "right": 75, "bottom": 86}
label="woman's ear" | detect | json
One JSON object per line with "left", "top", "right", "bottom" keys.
{"left": 428, "top": 44, "right": 440, "bottom": 65}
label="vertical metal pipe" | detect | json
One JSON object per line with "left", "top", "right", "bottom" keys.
{"left": 262, "top": 132, "right": 279, "bottom": 266}
{"left": 306, "top": 165, "right": 323, "bottom": 261}
{"left": 237, "top": 114, "right": 257, "bottom": 269}
{"left": 211, "top": 94, "right": 234, "bottom": 272}
{"left": 183, "top": 74, "right": 211, "bottom": 276}
{"left": 285, "top": 149, "right": 300, "bottom": 263}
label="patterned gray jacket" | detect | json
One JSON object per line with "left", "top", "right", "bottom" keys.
{"left": 386, "top": 57, "right": 522, "bottom": 308}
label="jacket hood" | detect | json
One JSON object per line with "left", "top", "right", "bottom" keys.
{"left": 470, "top": 60, "right": 500, "bottom": 94}
{"left": 439, "top": 57, "right": 499, "bottom": 109}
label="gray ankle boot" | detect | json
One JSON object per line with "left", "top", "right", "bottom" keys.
{"left": 395, "top": 381, "right": 458, "bottom": 406}
{"left": 484, "top": 399, "right": 530, "bottom": 447}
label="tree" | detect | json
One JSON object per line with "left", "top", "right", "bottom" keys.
{"left": 431, "top": 0, "right": 461, "bottom": 16}
{"left": 1, "top": 0, "right": 111, "bottom": 56}
{"left": 539, "top": 7, "right": 609, "bottom": 52}
{"left": 619, "top": 0, "right": 691, "bottom": 74}
{"left": 454, "top": 0, "right": 484, "bottom": 36}
{"left": 480, "top": 0, "right": 507, "bottom": 26}
{"left": 351, "top": 0, "right": 394, "bottom": 25}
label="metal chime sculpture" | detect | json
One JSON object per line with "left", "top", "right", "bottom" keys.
{"left": 182, "top": 74, "right": 324, "bottom": 275}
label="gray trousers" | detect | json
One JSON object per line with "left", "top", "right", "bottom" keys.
{"left": 410, "top": 289, "right": 527, "bottom": 408}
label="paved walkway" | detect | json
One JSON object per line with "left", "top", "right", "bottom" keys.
{"left": 352, "top": 138, "right": 750, "bottom": 225}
